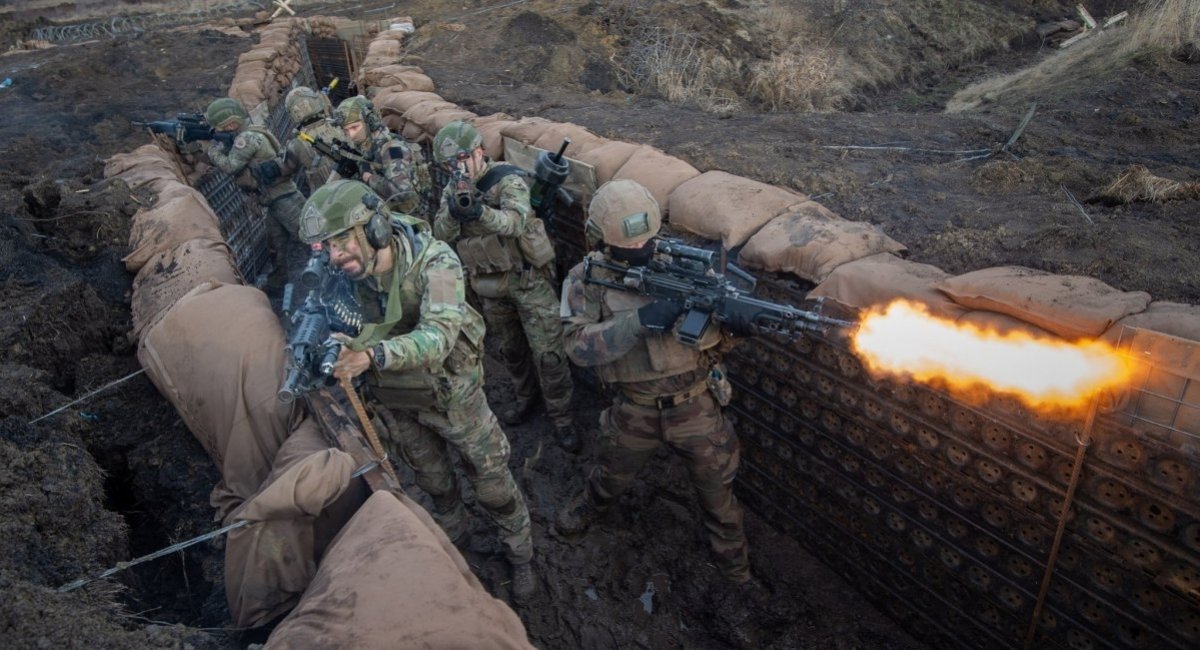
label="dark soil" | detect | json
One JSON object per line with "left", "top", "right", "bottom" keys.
{"left": 1, "top": 1, "right": 1196, "bottom": 649}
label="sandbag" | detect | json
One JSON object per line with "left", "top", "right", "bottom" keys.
{"left": 137, "top": 282, "right": 298, "bottom": 518}
{"left": 738, "top": 201, "right": 906, "bottom": 282}
{"left": 130, "top": 240, "right": 242, "bottom": 339}
{"left": 472, "top": 115, "right": 518, "bottom": 160}
{"left": 575, "top": 139, "right": 640, "bottom": 185}
{"left": 671, "top": 171, "right": 807, "bottom": 249}
{"left": 124, "top": 193, "right": 224, "bottom": 272}
{"left": 612, "top": 146, "right": 700, "bottom": 214}
{"left": 499, "top": 116, "right": 555, "bottom": 145}
{"left": 373, "top": 89, "right": 443, "bottom": 116}
{"left": 225, "top": 439, "right": 357, "bottom": 629}
{"left": 1102, "top": 301, "right": 1200, "bottom": 345}
{"left": 265, "top": 491, "right": 535, "bottom": 650}
{"left": 427, "top": 108, "right": 479, "bottom": 138}
{"left": 934, "top": 266, "right": 1152, "bottom": 340}
{"left": 104, "top": 144, "right": 178, "bottom": 178}
{"left": 807, "top": 253, "right": 966, "bottom": 321}
{"left": 360, "top": 64, "right": 433, "bottom": 92}
{"left": 532, "top": 122, "right": 604, "bottom": 159}
{"left": 115, "top": 165, "right": 185, "bottom": 194}
{"left": 956, "top": 310, "right": 1059, "bottom": 340}
{"left": 403, "top": 99, "right": 459, "bottom": 135}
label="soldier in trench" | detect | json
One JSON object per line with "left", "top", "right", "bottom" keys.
{"left": 554, "top": 179, "right": 751, "bottom": 583}
{"left": 332, "top": 95, "right": 432, "bottom": 217}
{"left": 253, "top": 85, "right": 351, "bottom": 195}
{"left": 299, "top": 179, "right": 538, "bottom": 604}
{"left": 203, "top": 97, "right": 305, "bottom": 290}
{"left": 430, "top": 121, "right": 579, "bottom": 453}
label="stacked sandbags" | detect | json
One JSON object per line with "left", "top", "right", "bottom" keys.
{"left": 103, "top": 143, "right": 187, "bottom": 195}
{"left": 470, "top": 113, "right": 518, "bottom": 160}
{"left": 265, "top": 490, "right": 535, "bottom": 650}
{"left": 123, "top": 186, "right": 224, "bottom": 273}
{"left": 372, "top": 89, "right": 445, "bottom": 135}
{"left": 738, "top": 198, "right": 907, "bottom": 282}
{"left": 403, "top": 97, "right": 476, "bottom": 143}
{"left": 130, "top": 242, "right": 242, "bottom": 340}
{"left": 669, "top": 170, "right": 808, "bottom": 250}
{"left": 230, "top": 18, "right": 306, "bottom": 113}
{"left": 807, "top": 253, "right": 968, "bottom": 321}
{"left": 359, "top": 64, "right": 434, "bottom": 94}
{"left": 137, "top": 283, "right": 299, "bottom": 518}
{"left": 575, "top": 139, "right": 640, "bottom": 186}
{"left": 613, "top": 144, "right": 701, "bottom": 212}
{"left": 308, "top": 16, "right": 351, "bottom": 39}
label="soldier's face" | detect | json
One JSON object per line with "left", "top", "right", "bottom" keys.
{"left": 343, "top": 120, "right": 367, "bottom": 144}
{"left": 328, "top": 229, "right": 368, "bottom": 280}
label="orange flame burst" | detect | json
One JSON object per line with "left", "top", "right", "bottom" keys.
{"left": 851, "top": 300, "right": 1134, "bottom": 412}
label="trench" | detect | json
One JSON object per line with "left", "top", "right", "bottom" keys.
{"left": 92, "top": 16, "right": 1200, "bottom": 650}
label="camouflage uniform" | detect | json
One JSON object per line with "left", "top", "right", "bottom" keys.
{"left": 433, "top": 160, "right": 574, "bottom": 431}
{"left": 357, "top": 128, "right": 431, "bottom": 217}
{"left": 277, "top": 118, "right": 348, "bottom": 193}
{"left": 206, "top": 126, "right": 304, "bottom": 283}
{"left": 342, "top": 214, "right": 533, "bottom": 565}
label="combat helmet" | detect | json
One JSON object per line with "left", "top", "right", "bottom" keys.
{"left": 298, "top": 179, "right": 382, "bottom": 245}
{"left": 205, "top": 97, "right": 248, "bottom": 131}
{"left": 432, "top": 120, "right": 483, "bottom": 165}
{"left": 333, "top": 95, "right": 382, "bottom": 132}
{"left": 285, "top": 86, "right": 329, "bottom": 126}
{"left": 585, "top": 180, "right": 661, "bottom": 248}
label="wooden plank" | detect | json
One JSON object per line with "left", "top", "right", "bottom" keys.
{"left": 304, "top": 389, "right": 401, "bottom": 494}
{"left": 1077, "top": 4, "right": 1097, "bottom": 30}
{"left": 502, "top": 136, "right": 599, "bottom": 207}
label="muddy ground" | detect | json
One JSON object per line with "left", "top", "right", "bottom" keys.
{"left": 1, "top": 1, "right": 1197, "bottom": 648}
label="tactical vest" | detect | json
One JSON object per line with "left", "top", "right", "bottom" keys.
{"left": 233, "top": 127, "right": 297, "bottom": 204}
{"left": 295, "top": 121, "right": 342, "bottom": 190}
{"left": 453, "top": 163, "right": 556, "bottom": 295}
{"left": 591, "top": 269, "right": 723, "bottom": 385}
{"left": 351, "top": 217, "right": 486, "bottom": 407}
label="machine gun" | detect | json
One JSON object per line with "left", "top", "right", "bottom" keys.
{"left": 134, "top": 112, "right": 236, "bottom": 147}
{"left": 583, "top": 237, "right": 855, "bottom": 345}
{"left": 528, "top": 138, "right": 572, "bottom": 224}
{"left": 297, "top": 131, "right": 367, "bottom": 179}
{"left": 278, "top": 245, "right": 364, "bottom": 403}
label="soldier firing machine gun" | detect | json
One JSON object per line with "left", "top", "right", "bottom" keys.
{"left": 583, "top": 237, "right": 854, "bottom": 346}
{"left": 278, "top": 245, "right": 364, "bottom": 403}
{"left": 134, "top": 112, "right": 236, "bottom": 148}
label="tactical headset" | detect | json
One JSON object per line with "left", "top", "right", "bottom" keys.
{"left": 359, "top": 192, "right": 391, "bottom": 250}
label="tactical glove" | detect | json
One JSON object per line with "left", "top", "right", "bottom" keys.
{"left": 637, "top": 300, "right": 686, "bottom": 331}
{"left": 449, "top": 190, "right": 484, "bottom": 222}
{"left": 251, "top": 160, "right": 282, "bottom": 186}
{"left": 211, "top": 130, "right": 237, "bottom": 149}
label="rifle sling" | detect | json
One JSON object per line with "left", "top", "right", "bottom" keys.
{"left": 474, "top": 164, "right": 527, "bottom": 193}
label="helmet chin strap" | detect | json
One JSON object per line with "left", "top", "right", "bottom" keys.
{"left": 353, "top": 224, "right": 379, "bottom": 276}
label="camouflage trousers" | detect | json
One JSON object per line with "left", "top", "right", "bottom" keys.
{"left": 372, "top": 358, "right": 533, "bottom": 564}
{"left": 480, "top": 267, "right": 573, "bottom": 426}
{"left": 264, "top": 190, "right": 306, "bottom": 285}
{"left": 587, "top": 389, "right": 748, "bottom": 578}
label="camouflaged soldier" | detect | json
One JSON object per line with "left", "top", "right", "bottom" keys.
{"left": 430, "top": 121, "right": 578, "bottom": 453}
{"left": 554, "top": 179, "right": 751, "bottom": 583}
{"left": 299, "top": 179, "right": 537, "bottom": 604}
{"left": 254, "top": 86, "right": 352, "bottom": 194}
{"left": 333, "top": 95, "right": 431, "bottom": 216}
{"left": 204, "top": 97, "right": 304, "bottom": 289}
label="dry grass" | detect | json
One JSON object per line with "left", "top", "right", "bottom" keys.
{"left": 748, "top": 48, "right": 851, "bottom": 112}
{"left": 1096, "top": 165, "right": 1200, "bottom": 203}
{"left": 949, "top": 0, "right": 1200, "bottom": 112}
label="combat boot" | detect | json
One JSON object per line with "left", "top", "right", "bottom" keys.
{"left": 498, "top": 396, "right": 537, "bottom": 425}
{"left": 554, "top": 490, "right": 605, "bottom": 535}
{"left": 510, "top": 561, "right": 536, "bottom": 604}
{"left": 556, "top": 421, "right": 581, "bottom": 453}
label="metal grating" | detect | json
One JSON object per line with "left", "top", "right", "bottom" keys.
{"left": 723, "top": 277, "right": 1200, "bottom": 650}
{"left": 195, "top": 167, "right": 269, "bottom": 282}
{"left": 308, "top": 37, "right": 357, "bottom": 102}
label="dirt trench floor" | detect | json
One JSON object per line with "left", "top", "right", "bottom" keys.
{"left": 1, "top": 1, "right": 1197, "bottom": 648}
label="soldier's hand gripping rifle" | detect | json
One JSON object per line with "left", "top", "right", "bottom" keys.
{"left": 583, "top": 237, "right": 855, "bottom": 346}
{"left": 297, "top": 131, "right": 367, "bottom": 180}
{"left": 528, "top": 138, "right": 572, "bottom": 226}
{"left": 278, "top": 245, "right": 364, "bottom": 403}
{"left": 133, "top": 112, "right": 236, "bottom": 148}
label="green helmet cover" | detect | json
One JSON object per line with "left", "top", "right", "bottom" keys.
{"left": 333, "top": 95, "right": 376, "bottom": 128}
{"left": 298, "top": 179, "right": 379, "bottom": 244}
{"left": 285, "top": 86, "right": 328, "bottom": 124}
{"left": 433, "top": 120, "right": 483, "bottom": 164}
{"left": 205, "top": 97, "right": 247, "bottom": 130}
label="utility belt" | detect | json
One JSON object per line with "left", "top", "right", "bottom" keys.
{"left": 620, "top": 381, "right": 709, "bottom": 410}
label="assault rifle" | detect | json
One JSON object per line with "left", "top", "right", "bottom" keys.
{"left": 528, "top": 138, "right": 571, "bottom": 224}
{"left": 134, "top": 112, "right": 236, "bottom": 147}
{"left": 583, "top": 237, "right": 854, "bottom": 345}
{"left": 278, "top": 245, "right": 364, "bottom": 403}
{"left": 297, "top": 131, "right": 366, "bottom": 179}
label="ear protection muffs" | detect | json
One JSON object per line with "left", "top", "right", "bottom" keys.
{"left": 360, "top": 193, "right": 391, "bottom": 250}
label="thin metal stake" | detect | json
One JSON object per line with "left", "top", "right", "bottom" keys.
{"left": 30, "top": 369, "right": 147, "bottom": 424}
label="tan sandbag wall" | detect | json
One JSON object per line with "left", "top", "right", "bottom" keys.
{"left": 106, "top": 18, "right": 532, "bottom": 641}
{"left": 353, "top": 23, "right": 1200, "bottom": 650}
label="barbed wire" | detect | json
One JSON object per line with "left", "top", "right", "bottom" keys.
{"left": 29, "top": 1, "right": 265, "bottom": 43}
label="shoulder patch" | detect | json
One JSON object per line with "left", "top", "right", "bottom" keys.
{"left": 387, "top": 145, "right": 406, "bottom": 160}
{"left": 233, "top": 134, "right": 248, "bottom": 149}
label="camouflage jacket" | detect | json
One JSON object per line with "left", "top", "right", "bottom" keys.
{"left": 206, "top": 127, "right": 298, "bottom": 204}
{"left": 433, "top": 159, "right": 531, "bottom": 244}
{"left": 279, "top": 119, "right": 346, "bottom": 192}
{"left": 560, "top": 253, "right": 714, "bottom": 396}
{"left": 347, "top": 215, "right": 485, "bottom": 382}
{"left": 357, "top": 128, "right": 430, "bottom": 216}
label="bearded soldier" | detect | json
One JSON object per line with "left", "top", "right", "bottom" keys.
{"left": 554, "top": 180, "right": 751, "bottom": 583}
{"left": 332, "top": 95, "right": 431, "bottom": 217}
{"left": 430, "top": 121, "right": 578, "bottom": 453}
{"left": 204, "top": 97, "right": 304, "bottom": 289}
{"left": 298, "top": 179, "right": 537, "bottom": 604}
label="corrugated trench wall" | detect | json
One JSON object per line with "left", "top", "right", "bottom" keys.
{"left": 113, "top": 16, "right": 1200, "bottom": 650}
